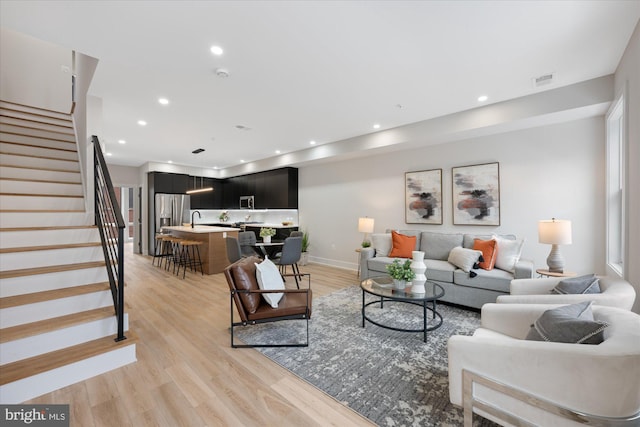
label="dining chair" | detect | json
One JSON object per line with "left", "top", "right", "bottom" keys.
{"left": 275, "top": 236, "right": 303, "bottom": 288}
{"left": 238, "top": 231, "right": 260, "bottom": 257}
{"left": 226, "top": 236, "right": 242, "bottom": 264}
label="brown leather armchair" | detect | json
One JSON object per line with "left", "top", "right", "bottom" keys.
{"left": 224, "top": 256, "right": 312, "bottom": 348}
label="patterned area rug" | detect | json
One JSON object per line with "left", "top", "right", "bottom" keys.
{"left": 235, "top": 286, "right": 498, "bottom": 426}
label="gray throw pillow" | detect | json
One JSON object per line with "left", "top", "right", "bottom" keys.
{"left": 552, "top": 274, "right": 601, "bottom": 295}
{"left": 525, "top": 301, "right": 608, "bottom": 344}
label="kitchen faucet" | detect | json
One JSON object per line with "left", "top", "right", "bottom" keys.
{"left": 191, "top": 210, "right": 201, "bottom": 228}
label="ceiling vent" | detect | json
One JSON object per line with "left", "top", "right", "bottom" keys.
{"left": 532, "top": 73, "right": 556, "bottom": 88}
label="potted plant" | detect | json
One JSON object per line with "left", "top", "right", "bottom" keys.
{"left": 386, "top": 259, "right": 416, "bottom": 289}
{"left": 300, "top": 230, "right": 310, "bottom": 265}
{"left": 259, "top": 227, "right": 276, "bottom": 243}
{"left": 218, "top": 210, "right": 229, "bottom": 222}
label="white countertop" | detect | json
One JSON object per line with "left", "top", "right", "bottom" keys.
{"left": 163, "top": 225, "right": 240, "bottom": 233}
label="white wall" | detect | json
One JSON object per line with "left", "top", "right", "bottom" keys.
{"left": 614, "top": 20, "right": 640, "bottom": 313}
{"left": 107, "top": 164, "right": 141, "bottom": 188}
{"left": 299, "top": 116, "right": 605, "bottom": 276}
{"left": 0, "top": 28, "right": 72, "bottom": 112}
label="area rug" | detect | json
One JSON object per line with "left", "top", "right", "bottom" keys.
{"left": 234, "top": 286, "right": 498, "bottom": 426}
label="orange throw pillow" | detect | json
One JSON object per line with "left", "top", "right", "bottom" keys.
{"left": 388, "top": 231, "right": 416, "bottom": 258}
{"left": 473, "top": 238, "right": 497, "bottom": 270}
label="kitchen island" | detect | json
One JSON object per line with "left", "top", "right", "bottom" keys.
{"left": 163, "top": 225, "right": 239, "bottom": 274}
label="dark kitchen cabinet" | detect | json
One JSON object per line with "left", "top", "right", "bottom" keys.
{"left": 189, "top": 177, "right": 223, "bottom": 209}
{"left": 148, "top": 172, "right": 190, "bottom": 194}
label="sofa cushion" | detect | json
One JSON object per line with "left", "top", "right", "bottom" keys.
{"left": 425, "top": 259, "right": 456, "bottom": 282}
{"left": 525, "top": 301, "right": 608, "bottom": 344}
{"left": 368, "top": 256, "right": 397, "bottom": 274}
{"left": 493, "top": 235, "right": 524, "bottom": 272}
{"left": 389, "top": 231, "right": 416, "bottom": 258}
{"left": 420, "top": 232, "right": 464, "bottom": 261}
{"left": 371, "top": 233, "right": 392, "bottom": 257}
{"left": 255, "top": 257, "right": 285, "bottom": 308}
{"left": 231, "top": 257, "right": 262, "bottom": 314}
{"left": 473, "top": 238, "right": 497, "bottom": 270}
{"left": 454, "top": 268, "right": 513, "bottom": 293}
{"left": 447, "top": 246, "right": 483, "bottom": 273}
{"left": 552, "top": 274, "right": 601, "bottom": 295}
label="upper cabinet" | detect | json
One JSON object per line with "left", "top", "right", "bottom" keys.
{"left": 148, "top": 172, "right": 190, "bottom": 194}
{"left": 149, "top": 167, "right": 298, "bottom": 209}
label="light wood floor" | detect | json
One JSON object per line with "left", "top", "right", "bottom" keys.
{"left": 26, "top": 245, "right": 376, "bottom": 427}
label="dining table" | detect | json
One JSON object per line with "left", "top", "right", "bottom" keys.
{"left": 252, "top": 241, "right": 284, "bottom": 259}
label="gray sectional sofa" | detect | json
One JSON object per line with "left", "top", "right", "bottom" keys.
{"left": 359, "top": 230, "right": 534, "bottom": 309}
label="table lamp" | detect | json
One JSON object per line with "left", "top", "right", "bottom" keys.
{"left": 358, "top": 217, "right": 375, "bottom": 247}
{"left": 538, "top": 218, "right": 572, "bottom": 273}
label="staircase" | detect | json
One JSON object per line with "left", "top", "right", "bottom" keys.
{"left": 0, "top": 101, "right": 136, "bottom": 403}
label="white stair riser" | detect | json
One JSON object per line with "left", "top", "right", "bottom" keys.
{"left": 0, "top": 142, "right": 77, "bottom": 161}
{"left": 0, "top": 133, "right": 77, "bottom": 151}
{"left": 0, "top": 110, "right": 72, "bottom": 128}
{"left": 0, "top": 179, "right": 83, "bottom": 196}
{"left": 0, "top": 195, "right": 84, "bottom": 210}
{"left": 0, "top": 227, "right": 99, "bottom": 248}
{"left": 0, "top": 247, "right": 104, "bottom": 271}
{"left": 0, "top": 290, "right": 113, "bottom": 328}
{"left": 0, "top": 314, "right": 129, "bottom": 365}
{"left": 0, "top": 154, "right": 79, "bottom": 172}
{"left": 0, "top": 103, "right": 72, "bottom": 122}
{"left": 0, "top": 212, "right": 92, "bottom": 228}
{"left": 0, "top": 166, "right": 81, "bottom": 183}
{"left": 0, "top": 343, "right": 136, "bottom": 404}
{"left": 0, "top": 123, "right": 75, "bottom": 143}
{"left": 0, "top": 267, "right": 108, "bottom": 298}
{"left": 0, "top": 117, "right": 74, "bottom": 135}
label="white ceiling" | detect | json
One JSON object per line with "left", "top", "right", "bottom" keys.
{"left": 1, "top": 1, "right": 638, "bottom": 171}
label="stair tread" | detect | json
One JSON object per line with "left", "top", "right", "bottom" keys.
{"left": 0, "top": 103, "right": 73, "bottom": 123}
{"left": 0, "top": 164, "right": 80, "bottom": 174}
{"left": 0, "top": 115, "right": 75, "bottom": 131}
{"left": 0, "top": 130, "right": 75, "bottom": 144}
{"left": 0, "top": 151, "right": 79, "bottom": 162}
{"left": 0, "top": 330, "right": 137, "bottom": 385}
{"left": 0, "top": 282, "right": 111, "bottom": 309}
{"left": 0, "top": 260, "right": 107, "bottom": 279}
{"left": 0, "top": 209, "right": 85, "bottom": 213}
{"left": 0, "top": 306, "right": 115, "bottom": 343}
{"left": 0, "top": 192, "right": 83, "bottom": 198}
{"left": 0, "top": 140, "right": 77, "bottom": 153}
{"left": 0, "top": 242, "right": 101, "bottom": 254}
{"left": 0, "top": 177, "right": 82, "bottom": 185}
{"left": 0, "top": 225, "right": 95, "bottom": 232}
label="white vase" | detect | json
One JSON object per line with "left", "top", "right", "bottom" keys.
{"left": 263, "top": 236, "right": 271, "bottom": 243}
{"left": 411, "top": 250, "right": 427, "bottom": 294}
{"left": 392, "top": 279, "right": 407, "bottom": 290}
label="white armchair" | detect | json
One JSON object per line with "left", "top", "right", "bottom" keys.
{"left": 496, "top": 275, "right": 636, "bottom": 310}
{"left": 448, "top": 303, "right": 640, "bottom": 426}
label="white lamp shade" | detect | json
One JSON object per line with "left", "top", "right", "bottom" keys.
{"left": 538, "top": 219, "right": 572, "bottom": 245}
{"left": 358, "top": 217, "right": 375, "bottom": 234}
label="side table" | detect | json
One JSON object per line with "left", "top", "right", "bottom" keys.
{"left": 536, "top": 268, "right": 577, "bottom": 278}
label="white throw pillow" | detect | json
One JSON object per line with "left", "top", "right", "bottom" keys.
{"left": 371, "top": 233, "right": 392, "bottom": 257}
{"left": 255, "top": 256, "right": 285, "bottom": 308}
{"left": 447, "top": 246, "right": 483, "bottom": 273}
{"left": 493, "top": 235, "right": 524, "bottom": 272}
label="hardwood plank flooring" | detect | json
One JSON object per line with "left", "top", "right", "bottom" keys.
{"left": 24, "top": 244, "right": 375, "bottom": 426}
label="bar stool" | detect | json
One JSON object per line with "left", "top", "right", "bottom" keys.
{"left": 177, "top": 239, "right": 204, "bottom": 278}
{"left": 163, "top": 235, "right": 182, "bottom": 273}
{"left": 152, "top": 234, "right": 173, "bottom": 267}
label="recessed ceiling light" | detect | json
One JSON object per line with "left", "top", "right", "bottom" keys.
{"left": 210, "top": 45, "right": 224, "bottom": 56}
{"left": 118, "top": 139, "right": 126, "bottom": 144}
{"left": 373, "top": 123, "right": 381, "bottom": 129}
{"left": 310, "top": 140, "right": 316, "bottom": 145}
{"left": 240, "top": 160, "right": 246, "bottom": 163}
{"left": 168, "top": 160, "right": 173, "bottom": 164}
{"left": 106, "top": 152, "right": 112, "bottom": 156}
{"left": 137, "top": 120, "right": 147, "bottom": 126}
{"left": 158, "top": 97, "right": 169, "bottom": 105}
{"left": 275, "top": 150, "right": 281, "bottom": 154}
{"left": 478, "top": 95, "right": 488, "bottom": 102}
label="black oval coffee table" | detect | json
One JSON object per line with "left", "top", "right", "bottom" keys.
{"left": 361, "top": 276, "right": 444, "bottom": 342}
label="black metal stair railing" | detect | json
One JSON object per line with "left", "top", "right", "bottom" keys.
{"left": 92, "top": 135, "right": 126, "bottom": 342}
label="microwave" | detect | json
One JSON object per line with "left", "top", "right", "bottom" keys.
{"left": 240, "top": 195, "right": 254, "bottom": 209}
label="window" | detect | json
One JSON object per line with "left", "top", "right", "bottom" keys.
{"left": 606, "top": 94, "right": 625, "bottom": 276}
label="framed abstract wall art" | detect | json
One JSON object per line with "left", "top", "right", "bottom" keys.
{"left": 405, "top": 169, "right": 443, "bottom": 224}
{"left": 452, "top": 162, "right": 500, "bottom": 226}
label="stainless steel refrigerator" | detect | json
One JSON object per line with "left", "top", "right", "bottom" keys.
{"left": 155, "top": 193, "right": 191, "bottom": 233}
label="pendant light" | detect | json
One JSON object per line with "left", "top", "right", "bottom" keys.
{"left": 186, "top": 148, "right": 213, "bottom": 194}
